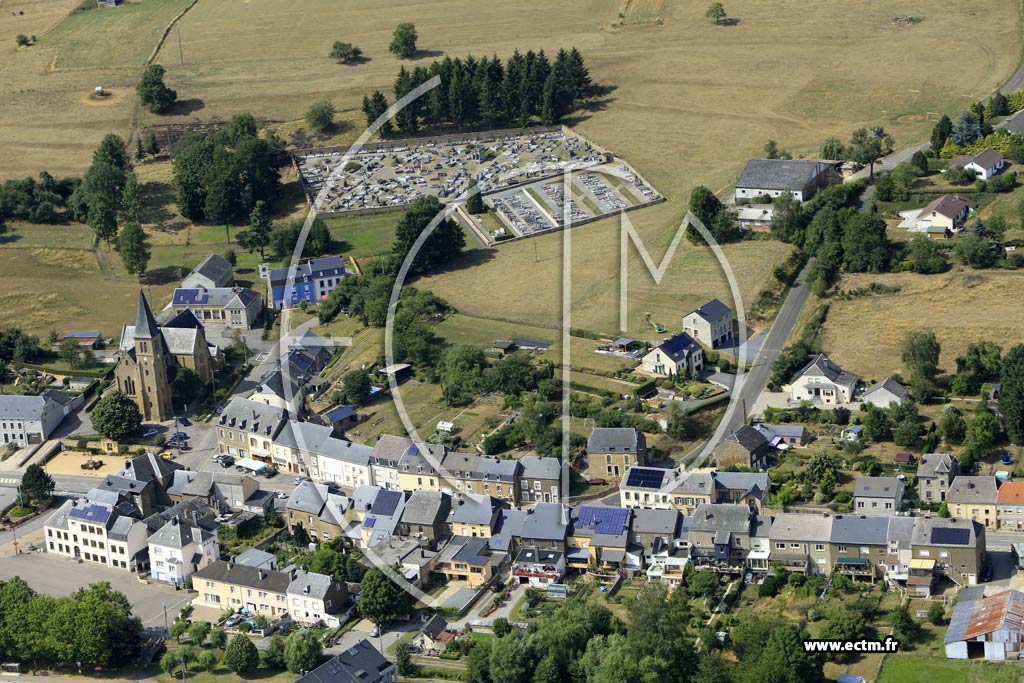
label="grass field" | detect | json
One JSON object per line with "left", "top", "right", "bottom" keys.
{"left": 417, "top": 229, "right": 795, "bottom": 337}
{"left": 42, "top": 0, "right": 196, "bottom": 70}
{"left": 820, "top": 269, "right": 1024, "bottom": 382}
{"left": 876, "top": 654, "right": 1022, "bottom": 683}
{"left": 323, "top": 211, "right": 401, "bottom": 259}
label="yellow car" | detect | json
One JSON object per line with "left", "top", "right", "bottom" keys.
{"left": 159, "top": 451, "right": 175, "bottom": 460}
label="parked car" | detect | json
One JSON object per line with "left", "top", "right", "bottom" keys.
{"left": 275, "top": 491, "right": 288, "bottom": 499}
{"left": 293, "top": 476, "right": 309, "bottom": 485}
{"left": 177, "top": 417, "right": 192, "bottom": 427}
{"left": 141, "top": 428, "right": 158, "bottom": 438}
{"left": 158, "top": 451, "right": 175, "bottom": 460}
{"left": 215, "top": 406, "right": 224, "bottom": 415}
{"left": 588, "top": 478, "right": 608, "bottom": 486}
{"left": 171, "top": 431, "right": 188, "bottom": 440}
{"left": 224, "top": 614, "right": 244, "bottom": 628}
{"left": 260, "top": 467, "right": 278, "bottom": 478}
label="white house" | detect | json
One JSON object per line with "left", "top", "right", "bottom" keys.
{"left": 44, "top": 499, "right": 150, "bottom": 571}
{"left": 861, "top": 376, "right": 908, "bottom": 409}
{"left": 148, "top": 515, "right": 220, "bottom": 587}
{"left": 854, "top": 476, "right": 905, "bottom": 515}
{"left": 306, "top": 437, "right": 374, "bottom": 490}
{"left": 945, "top": 589, "right": 1024, "bottom": 661}
{"left": 286, "top": 568, "right": 349, "bottom": 627}
{"left": 788, "top": 354, "right": 859, "bottom": 405}
{"left": 734, "top": 159, "right": 840, "bottom": 203}
{"left": 682, "top": 299, "right": 733, "bottom": 349}
{"left": 949, "top": 148, "right": 1006, "bottom": 180}
{"left": 0, "top": 390, "right": 81, "bottom": 446}
{"left": 641, "top": 332, "right": 704, "bottom": 377}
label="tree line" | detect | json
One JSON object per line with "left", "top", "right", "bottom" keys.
{"left": 0, "top": 578, "right": 141, "bottom": 667}
{"left": 362, "top": 47, "right": 593, "bottom": 135}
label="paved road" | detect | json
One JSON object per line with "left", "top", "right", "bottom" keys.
{"left": 687, "top": 259, "right": 815, "bottom": 468}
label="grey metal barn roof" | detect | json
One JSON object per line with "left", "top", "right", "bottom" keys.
{"left": 736, "top": 159, "right": 832, "bottom": 191}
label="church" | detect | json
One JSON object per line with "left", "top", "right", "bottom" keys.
{"left": 115, "top": 291, "right": 217, "bottom": 421}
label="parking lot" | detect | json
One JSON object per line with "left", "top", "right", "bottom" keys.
{"left": 0, "top": 553, "right": 193, "bottom": 627}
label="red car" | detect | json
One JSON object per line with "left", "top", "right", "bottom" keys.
{"left": 588, "top": 478, "right": 608, "bottom": 486}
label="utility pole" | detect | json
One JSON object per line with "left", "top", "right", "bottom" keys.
{"left": 177, "top": 26, "right": 184, "bottom": 66}
{"left": 162, "top": 602, "right": 169, "bottom": 633}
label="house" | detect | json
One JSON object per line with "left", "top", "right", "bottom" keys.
{"left": 788, "top": 354, "right": 859, "bottom": 405}
{"left": 769, "top": 512, "right": 833, "bottom": 575}
{"left": 518, "top": 455, "right": 563, "bottom": 504}
{"left": 294, "top": 639, "right": 396, "bottom": 683}
{"left": 439, "top": 451, "right": 519, "bottom": 505}
{"left": 619, "top": 466, "right": 681, "bottom": 510}
{"left": 304, "top": 436, "right": 373, "bottom": 490}
{"left": 323, "top": 405, "right": 359, "bottom": 432}
{"left": 214, "top": 397, "right": 287, "bottom": 465}
{"left": 585, "top": 427, "right": 647, "bottom": 481}
{"left": 287, "top": 568, "right": 349, "bottom": 627}
{"left": 861, "top": 377, "right": 908, "bottom": 409}
{"left": 233, "top": 547, "right": 278, "bottom": 571}
{"left": 263, "top": 257, "right": 352, "bottom": 310}
{"left": 829, "top": 514, "right": 890, "bottom": 582}
{"left": 191, "top": 560, "right": 291, "bottom": 618}
{"left": 840, "top": 425, "right": 863, "bottom": 442}
{"left": 929, "top": 463, "right": 981, "bottom": 506}
{"left": 753, "top": 423, "right": 810, "bottom": 448}
{"left": 997, "top": 481, "right": 1024, "bottom": 531}
{"left": 734, "top": 158, "right": 840, "bottom": 203}
{"left": 397, "top": 490, "right": 452, "bottom": 549}
{"left": 913, "top": 194, "right": 977, "bottom": 237}
{"left": 115, "top": 293, "right": 216, "bottom": 421}
{"left": 910, "top": 516, "right": 986, "bottom": 587}
{"left": 366, "top": 436, "right": 407, "bottom": 491}
{"left": 250, "top": 370, "right": 305, "bottom": 415}
{"left": 166, "top": 470, "right": 272, "bottom": 517}
{"left": 511, "top": 546, "right": 565, "bottom": 587}
{"left": 714, "top": 425, "right": 772, "bottom": 470}
{"left": 640, "top": 332, "right": 704, "bottom": 377}
{"left": 44, "top": 499, "right": 150, "bottom": 571}
{"left": 95, "top": 452, "right": 183, "bottom": 515}
{"left": 949, "top": 148, "right": 1006, "bottom": 180}
{"left": 169, "top": 287, "right": 261, "bottom": 329}
{"left": 948, "top": 476, "right": 999, "bottom": 529}
{"left": 854, "top": 477, "right": 905, "bottom": 515}
{"left": 688, "top": 503, "right": 754, "bottom": 572}
{"left": 352, "top": 487, "right": 407, "bottom": 548}
{"left": 285, "top": 480, "right": 353, "bottom": 544}
{"left": 434, "top": 536, "right": 498, "bottom": 588}
{"left": 272, "top": 420, "right": 361, "bottom": 476}
{"left": 737, "top": 205, "right": 774, "bottom": 231}
{"left": 446, "top": 493, "right": 505, "bottom": 539}
{"left": 182, "top": 253, "right": 234, "bottom": 290}
{"left": 505, "top": 502, "right": 570, "bottom": 552}
{"left": 414, "top": 614, "right": 457, "bottom": 653}
{"left": 710, "top": 471, "right": 770, "bottom": 514}
{"left": 567, "top": 506, "right": 632, "bottom": 569}
{"left": 629, "top": 508, "right": 684, "bottom": 572}
{"left": 0, "top": 390, "right": 82, "bottom": 446}
{"left": 682, "top": 299, "right": 734, "bottom": 349}
{"left": 391, "top": 436, "right": 446, "bottom": 493}
{"left": 944, "top": 589, "right": 1024, "bottom": 660}
{"left": 893, "top": 452, "right": 915, "bottom": 467}
{"left": 148, "top": 514, "right": 220, "bottom": 587}
{"left": 59, "top": 331, "right": 103, "bottom": 349}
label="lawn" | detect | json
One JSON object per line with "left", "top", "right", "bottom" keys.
{"left": 323, "top": 211, "right": 402, "bottom": 259}
{"left": 876, "top": 654, "right": 1023, "bottom": 683}
{"left": 819, "top": 269, "right": 1024, "bottom": 382}
{"left": 42, "top": 0, "right": 198, "bottom": 70}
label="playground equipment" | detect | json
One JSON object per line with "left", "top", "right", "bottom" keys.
{"left": 643, "top": 313, "right": 666, "bottom": 333}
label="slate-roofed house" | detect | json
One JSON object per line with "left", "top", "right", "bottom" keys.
{"left": 44, "top": 498, "right": 150, "bottom": 571}
{"left": 949, "top": 476, "right": 1000, "bottom": 529}
{"left": 710, "top": 471, "right": 771, "bottom": 514}
{"left": 294, "top": 639, "right": 396, "bottom": 683}
{"left": 166, "top": 470, "right": 272, "bottom": 517}
{"left": 215, "top": 397, "right": 288, "bottom": 465}
{"left": 249, "top": 370, "right": 305, "bottom": 415}
{"left": 565, "top": 506, "right": 633, "bottom": 569}
{"left": 287, "top": 568, "right": 349, "bottom": 627}
{"left": 619, "top": 466, "right": 682, "bottom": 510}
{"left": 264, "top": 256, "right": 352, "bottom": 310}
{"left": 446, "top": 494, "right": 505, "bottom": 539}
{"left": 910, "top": 516, "right": 986, "bottom": 587}
{"left": 944, "top": 589, "right": 1024, "bottom": 660}
{"left": 398, "top": 490, "right": 452, "bottom": 549}
{"left": 518, "top": 455, "right": 563, "bottom": 504}
{"left": 714, "top": 425, "right": 772, "bottom": 470}
{"left": 682, "top": 299, "right": 734, "bottom": 348}
{"left": 854, "top": 477, "right": 905, "bottom": 515}
{"left": 302, "top": 435, "right": 373, "bottom": 491}
{"left": 513, "top": 503, "right": 570, "bottom": 551}
{"left": 688, "top": 503, "right": 754, "bottom": 572}
{"left": 734, "top": 158, "right": 840, "bottom": 203}
{"left": 585, "top": 427, "right": 647, "bottom": 481}
{"left": 182, "top": 253, "right": 234, "bottom": 290}
{"left": 169, "top": 287, "right": 261, "bottom": 329}
{"left": 191, "top": 560, "right": 289, "bottom": 618}
{"left": 286, "top": 480, "right": 353, "bottom": 544}
{"left": 96, "top": 452, "right": 183, "bottom": 515}
{"left": 354, "top": 486, "right": 408, "bottom": 548}
{"left": 434, "top": 535, "right": 498, "bottom": 588}
{"left": 769, "top": 512, "right": 833, "bottom": 575}
{"left": 386, "top": 436, "right": 446, "bottom": 493}
{"left": 148, "top": 514, "right": 220, "bottom": 587}
{"left": 861, "top": 377, "right": 909, "bottom": 409}
{"left": 917, "top": 453, "right": 959, "bottom": 503}
{"left": 234, "top": 547, "right": 278, "bottom": 570}
{"left": 414, "top": 614, "right": 457, "bottom": 652}
{"left": 511, "top": 546, "right": 565, "bottom": 587}
{"left": 641, "top": 332, "right": 704, "bottom": 378}
{"left": 439, "top": 451, "right": 520, "bottom": 505}
{"left": 753, "top": 423, "right": 810, "bottom": 448}
{"left": 630, "top": 508, "right": 684, "bottom": 569}
{"left": 0, "top": 390, "right": 81, "bottom": 446}
{"left": 788, "top": 354, "right": 859, "bottom": 405}
{"left": 828, "top": 514, "right": 889, "bottom": 581}
{"left": 949, "top": 148, "right": 1006, "bottom": 180}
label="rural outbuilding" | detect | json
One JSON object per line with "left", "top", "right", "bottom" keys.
{"left": 945, "top": 589, "right": 1024, "bottom": 661}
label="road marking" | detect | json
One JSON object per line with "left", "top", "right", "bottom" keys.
{"left": 0, "top": 478, "right": 19, "bottom": 485}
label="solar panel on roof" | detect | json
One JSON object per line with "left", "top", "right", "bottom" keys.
{"left": 363, "top": 517, "right": 376, "bottom": 528}
{"left": 626, "top": 467, "right": 665, "bottom": 489}
{"left": 932, "top": 527, "right": 970, "bottom": 545}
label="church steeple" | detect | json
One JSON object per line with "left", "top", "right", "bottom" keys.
{"left": 134, "top": 289, "right": 160, "bottom": 339}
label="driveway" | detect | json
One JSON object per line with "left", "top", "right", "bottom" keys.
{"left": 0, "top": 553, "right": 193, "bottom": 628}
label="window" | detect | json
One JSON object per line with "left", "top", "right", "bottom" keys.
{"left": 814, "top": 544, "right": 824, "bottom": 551}
{"left": 837, "top": 545, "right": 847, "bottom": 553}
{"left": 774, "top": 543, "right": 785, "bottom": 550}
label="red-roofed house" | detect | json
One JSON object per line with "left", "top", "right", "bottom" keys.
{"left": 997, "top": 481, "right": 1024, "bottom": 531}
